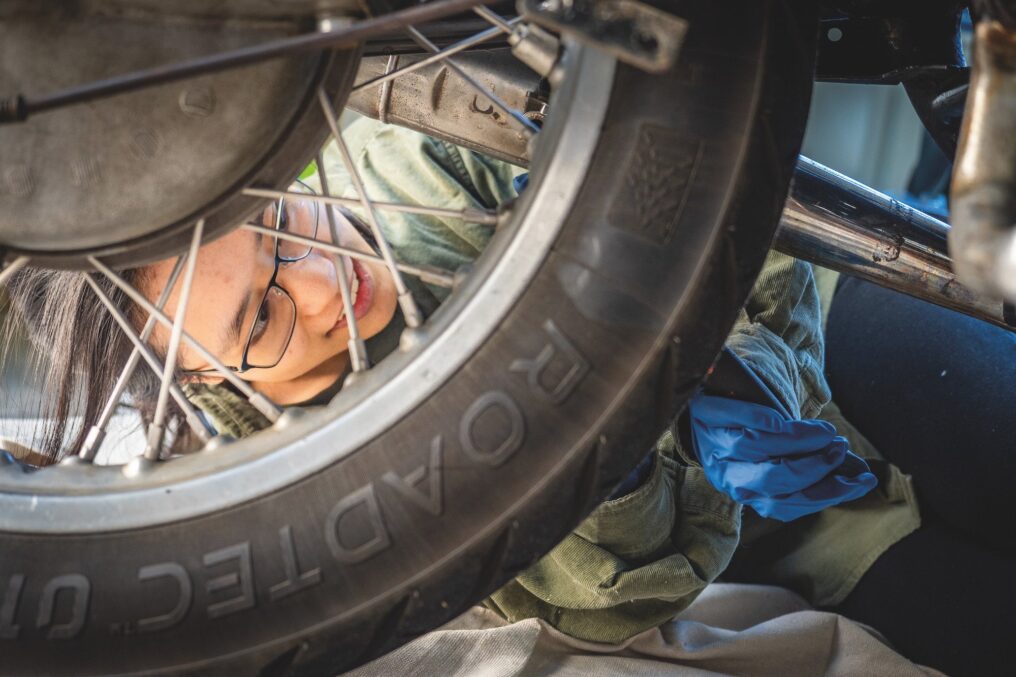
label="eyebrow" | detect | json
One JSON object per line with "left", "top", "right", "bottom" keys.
{"left": 227, "top": 294, "right": 253, "bottom": 350}
{"left": 221, "top": 230, "right": 265, "bottom": 355}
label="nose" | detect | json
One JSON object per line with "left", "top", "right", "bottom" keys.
{"left": 276, "top": 252, "right": 340, "bottom": 321}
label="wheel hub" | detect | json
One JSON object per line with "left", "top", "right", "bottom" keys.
{"left": 0, "top": 2, "right": 359, "bottom": 269}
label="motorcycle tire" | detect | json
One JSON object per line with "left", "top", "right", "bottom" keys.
{"left": 0, "top": 2, "right": 816, "bottom": 674}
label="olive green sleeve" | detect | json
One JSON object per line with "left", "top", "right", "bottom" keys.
{"left": 485, "top": 450, "right": 741, "bottom": 644}
{"left": 316, "top": 114, "right": 522, "bottom": 301}
{"left": 725, "top": 250, "right": 831, "bottom": 419}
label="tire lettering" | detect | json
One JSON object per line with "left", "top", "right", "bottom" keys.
{"left": 510, "top": 320, "right": 589, "bottom": 405}
{"left": 1, "top": 574, "right": 25, "bottom": 639}
{"left": 203, "top": 542, "right": 255, "bottom": 619}
{"left": 135, "top": 562, "right": 192, "bottom": 633}
{"left": 459, "top": 391, "right": 525, "bottom": 467}
{"left": 326, "top": 484, "right": 391, "bottom": 564}
{"left": 381, "top": 435, "right": 444, "bottom": 516}
{"left": 269, "top": 525, "right": 322, "bottom": 602}
{"left": 36, "top": 574, "right": 90, "bottom": 640}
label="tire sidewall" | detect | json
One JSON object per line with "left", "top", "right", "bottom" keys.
{"left": 0, "top": 3, "right": 815, "bottom": 674}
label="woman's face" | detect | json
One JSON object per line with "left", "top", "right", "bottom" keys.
{"left": 142, "top": 200, "right": 398, "bottom": 404}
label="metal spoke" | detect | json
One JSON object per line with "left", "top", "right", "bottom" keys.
{"left": 240, "top": 224, "right": 454, "bottom": 288}
{"left": 242, "top": 187, "right": 498, "bottom": 225}
{"left": 318, "top": 87, "right": 424, "bottom": 328}
{"left": 83, "top": 275, "right": 214, "bottom": 451}
{"left": 88, "top": 256, "right": 282, "bottom": 423}
{"left": 351, "top": 19, "right": 520, "bottom": 94}
{"left": 405, "top": 26, "right": 539, "bottom": 136}
{"left": 146, "top": 221, "right": 203, "bottom": 459}
{"left": 377, "top": 54, "right": 398, "bottom": 124}
{"left": 317, "top": 151, "right": 369, "bottom": 372}
{"left": 472, "top": 5, "right": 514, "bottom": 33}
{"left": 79, "top": 256, "right": 188, "bottom": 462}
{"left": 0, "top": 256, "right": 29, "bottom": 287}
{"left": 0, "top": 0, "right": 500, "bottom": 124}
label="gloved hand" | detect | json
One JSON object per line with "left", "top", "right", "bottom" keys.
{"left": 687, "top": 393, "right": 877, "bottom": 522}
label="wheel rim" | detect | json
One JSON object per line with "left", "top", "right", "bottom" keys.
{"left": 0, "top": 22, "right": 617, "bottom": 534}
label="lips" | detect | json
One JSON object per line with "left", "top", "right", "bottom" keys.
{"left": 328, "top": 258, "right": 375, "bottom": 335}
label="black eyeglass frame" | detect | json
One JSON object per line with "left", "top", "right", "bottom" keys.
{"left": 186, "top": 182, "right": 319, "bottom": 376}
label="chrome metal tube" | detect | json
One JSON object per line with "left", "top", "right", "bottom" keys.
{"left": 777, "top": 157, "right": 1015, "bottom": 331}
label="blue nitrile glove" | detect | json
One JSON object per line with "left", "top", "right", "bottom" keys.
{"left": 512, "top": 172, "right": 529, "bottom": 194}
{"left": 687, "top": 393, "right": 877, "bottom": 522}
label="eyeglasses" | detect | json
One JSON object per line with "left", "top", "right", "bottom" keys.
{"left": 190, "top": 181, "right": 320, "bottom": 375}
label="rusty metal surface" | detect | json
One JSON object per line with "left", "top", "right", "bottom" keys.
{"left": 346, "top": 47, "right": 542, "bottom": 165}
{"left": 949, "top": 20, "right": 1016, "bottom": 301}
{"left": 780, "top": 157, "right": 1014, "bottom": 331}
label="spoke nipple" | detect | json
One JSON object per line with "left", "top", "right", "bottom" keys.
{"left": 509, "top": 22, "right": 561, "bottom": 79}
{"left": 203, "top": 434, "right": 236, "bottom": 451}
{"left": 317, "top": 15, "right": 353, "bottom": 33}
{"left": 0, "top": 95, "right": 28, "bottom": 124}
{"left": 122, "top": 456, "right": 157, "bottom": 478}
{"left": 398, "top": 292, "right": 424, "bottom": 329}
{"left": 399, "top": 326, "right": 428, "bottom": 352}
{"left": 251, "top": 393, "right": 283, "bottom": 422}
{"left": 348, "top": 338, "right": 370, "bottom": 372}
{"left": 342, "top": 369, "right": 363, "bottom": 389}
{"left": 274, "top": 407, "right": 308, "bottom": 431}
{"left": 144, "top": 425, "right": 166, "bottom": 461}
{"left": 463, "top": 208, "right": 499, "bottom": 226}
{"left": 78, "top": 426, "right": 106, "bottom": 463}
{"left": 186, "top": 411, "right": 214, "bottom": 444}
{"left": 453, "top": 264, "right": 474, "bottom": 291}
{"left": 496, "top": 204, "right": 516, "bottom": 230}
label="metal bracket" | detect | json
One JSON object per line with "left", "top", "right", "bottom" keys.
{"left": 518, "top": 0, "right": 687, "bottom": 73}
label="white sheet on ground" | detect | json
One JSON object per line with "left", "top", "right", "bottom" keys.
{"left": 349, "top": 584, "right": 942, "bottom": 676}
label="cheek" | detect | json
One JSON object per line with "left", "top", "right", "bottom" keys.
{"left": 259, "top": 323, "right": 332, "bottom": 382}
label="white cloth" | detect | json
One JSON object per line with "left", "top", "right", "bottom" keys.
{"left": 349, "top": 584, "right": 942, "bottom": 677}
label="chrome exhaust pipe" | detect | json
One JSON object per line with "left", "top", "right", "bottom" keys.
{"left": 777, "top": 157, "right": 1015, "bottom": 331}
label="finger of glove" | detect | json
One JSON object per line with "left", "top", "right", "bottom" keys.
{"left": 733, "top": 421, "right": 841, "bottom": 458}
{"left": 748, "top": 467, "right": 878, "bottom": 522}
{"left": 689, "top": 395, "right": 839, "bottom": 444}
{"left": 804, "top": 470, "right": 877, "bottom": 503}
{"left": 692, "top": 420, "right": 841, "bottom": 463}
{"left": 709, "top": 440, "right": 849, "bottom": 497}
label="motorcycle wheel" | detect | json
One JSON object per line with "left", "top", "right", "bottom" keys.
{"left": 0, "top": 2, "right": 816, "bottom": 673}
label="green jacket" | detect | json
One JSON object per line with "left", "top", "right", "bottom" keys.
{"left": 188, "top": 116, "right": 920, "bottom": 644}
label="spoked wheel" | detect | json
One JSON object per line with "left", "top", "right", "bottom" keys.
{"left": 0, "top": 1, "right": 815, "bottom": 674}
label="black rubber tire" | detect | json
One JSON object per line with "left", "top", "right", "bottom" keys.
{"left": 0, "top": 2, "right": 816, "bottom": 674}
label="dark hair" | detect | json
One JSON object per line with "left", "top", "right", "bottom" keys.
{"left": 1, "top": 265, "right": 192, "bottom": 463}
